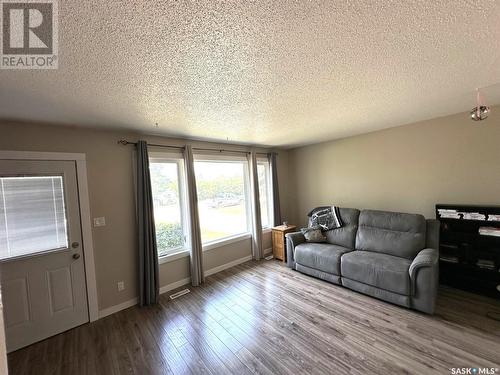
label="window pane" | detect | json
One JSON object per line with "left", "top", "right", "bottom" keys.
{"left": 150, "top": 162, "right": 184, "bottom": 257}
{"left": 0, "top": 176, "right": 68, "bottom": 260}
{"left": 257, "top": 164, "right": 270, "bottom": 227}
{"left": 194, "top": 161, "right": 248, "bottom": 243}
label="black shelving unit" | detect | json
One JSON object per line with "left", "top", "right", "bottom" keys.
{"left": 436, "top": 204, "right": 500, "bottom": 299}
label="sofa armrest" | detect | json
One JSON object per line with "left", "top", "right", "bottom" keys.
{"left": 285, "top": 232, "right": 305, "bottom": 269}
{"left": 409, "top": 248, "right": 439, "bottom": 281}
{"left": 409, "top": 248, "right": 439, "bottom": 314}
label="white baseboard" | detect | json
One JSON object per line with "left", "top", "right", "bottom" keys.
{"left": 159, "top": 277, "right": 191, "bottom": 295}
{"left": 98, "top": 277, "right": 190, "bottom": 319}
{"left": 204, "top": 255, "right": 252, "bottom": 277}
{"left": 264, "top": 247, "right": 272, "bottom": 256}
{"left": 98, "top": 297, "right": 138, "bottom": 319}
{"left": 97, "top": 254, "right": 253, "bottom": 319}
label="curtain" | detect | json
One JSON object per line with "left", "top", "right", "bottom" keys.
{"left": 183, "top": 145, "right": 204, "bottom": 286}
{"left": 269, "top": 152, "right": 282, "bottom": 226}
{"left": 248, "top": 150, "right": 264, "bottom": 260}
{"left": 136, "top": 140, "right": 159, "bottom": 306}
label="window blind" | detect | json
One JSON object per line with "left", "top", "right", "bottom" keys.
{"left": 0, "top": 176, "right": 68, "bottom": 260}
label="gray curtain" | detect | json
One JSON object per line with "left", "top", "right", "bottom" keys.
{"left": 136, "top": 140, "right": 159, "bottom": 306}
{"left": 269, "top": 152, "right": 282, "bottom": 226}
{"left": 183, "top": 145, "right": 204, "bottom": 286}
{"left": 248, "top": 151, "right": 264, "bottom": 260}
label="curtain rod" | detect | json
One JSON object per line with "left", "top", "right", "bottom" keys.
{"left": 118, "top": 140, "right": 184, "bottom": 150}
{"left": 118, "top": 140, "right": 273, "bottom": 156}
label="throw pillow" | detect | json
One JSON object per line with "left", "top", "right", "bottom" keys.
{"left": 301, "top": 226, "right": 327, "bottom": 243}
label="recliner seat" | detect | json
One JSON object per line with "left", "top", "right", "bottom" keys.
{"left": 341, "top": 251, "right": 412, "bottom": 295}
{"left": 295, "top": 243, "right": 351, "bottom": 278}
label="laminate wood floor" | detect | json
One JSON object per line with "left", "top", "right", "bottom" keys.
{"left": 8, "top": 260, "right": 500, "bottom": 375}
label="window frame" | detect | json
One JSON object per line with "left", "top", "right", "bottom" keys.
{"left": 193, "top": 153, "right": 252, "bottom": 247}
{"left": 149, "top": 153, "right": 189, "bottom": 259}
{"left": 257, "top": 158, "right": 274, "bottom": 229}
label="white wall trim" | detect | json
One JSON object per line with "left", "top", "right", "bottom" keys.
{"left": 76, "top": 158, "right": 99, "bottom": 322}
{"left": 264, "top": 247, "right": 272, "bottom": 255}
{"left": 203, "top": 233, "right": 251, "bottom": 252}
{"left": 97, "top": 254, "right": 253, "bottom": 319}
{"left": 97, "top": 298, "right": 138, "bottom": 319}
{"left": 0, "top": 150, "right": 86, "bottom": 161}
{"left": 99, "top": 276, "right": 191, "bottom": 319}
{"left": 0, "top": 150, "right": 99, "bottom": 322}
{"left": 159, "top": 249, "right": 189, "bottom": 264}
{"left": 159, "top": 233, "right": 253, "bottom": 264}
{"left": 159, "top": 277, "right": 191, "bottom": 295}
{"left": 204, "top": 255, "right": 252, "bottom": 277}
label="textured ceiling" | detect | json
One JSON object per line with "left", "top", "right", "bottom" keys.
{"left": 1, "top": 1, "right": 499, "bottom": 148}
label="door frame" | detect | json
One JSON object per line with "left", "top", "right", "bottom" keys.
{"left": 0, "top": 150, "right": 99, "bottom": 322}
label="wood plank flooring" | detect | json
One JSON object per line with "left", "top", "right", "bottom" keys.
{"left": 8, "top": 260, "right": 500, "bottom": 375}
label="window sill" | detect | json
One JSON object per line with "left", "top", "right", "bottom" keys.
{"left": 203, "top": 233, "right": 251, "bottom": 252}
{"left": 159, "top": 249, "right": 189, "bottom": 264}
{"left": 262, "top": 227, "right": 272, "bottom": 233}
{"left": 158, "top": 233, "right": 252, "bottom": 264}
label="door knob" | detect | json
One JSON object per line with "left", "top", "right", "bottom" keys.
{"left": 73, "top": 253, "right": 81, "bottom": 260}
{"left": 71, "top": 242, "right": 79, "bottom": 249}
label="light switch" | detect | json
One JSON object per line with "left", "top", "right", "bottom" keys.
{"left": 93, "top": 217, "right": 106, "bottom": 227}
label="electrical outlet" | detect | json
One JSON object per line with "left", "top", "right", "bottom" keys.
{"left": 117, "top": 281, "right": 125, "bottom": 291}
{"left": 93, "top": 217, "right": 106, "bottom": 227}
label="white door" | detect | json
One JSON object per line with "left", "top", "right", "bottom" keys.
{"left": 0, "top": 160, "right": 89, "bottom": 352}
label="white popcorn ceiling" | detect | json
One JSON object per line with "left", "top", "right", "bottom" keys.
{"left": 0, "top": 1, "right": 499, "bottom": 147}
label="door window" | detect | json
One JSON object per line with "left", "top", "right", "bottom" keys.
{"left": 0, "top": 176, "right": 68, "bottom": 260}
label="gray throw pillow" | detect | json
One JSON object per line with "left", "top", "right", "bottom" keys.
{"left": 301, "top": 226, "right": 327, "bottom": 243}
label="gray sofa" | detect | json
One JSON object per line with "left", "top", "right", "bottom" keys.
{"left": 286, "top": 208, "right": 439, "bottom": 314}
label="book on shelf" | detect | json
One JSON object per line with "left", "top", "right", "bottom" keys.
{"left": 440, "top": 243, "right": 459, "bottom": 249}
{"left": 437, "top": 208, "right": 491, "bottom": 221}
{"left": 461, "top": 212, "right": 486, "bottom": 221}
{"left": 476, "top": 259, "right": 496, "bottom": 270}
{"left": 437, "top": 208, "right": 460, "bottom": 219}
{"left": 487, "top": 214, "right": 500, "bottom": 222}
{"left": 440, "top": 213, "right": 461, "bottom": 219}
{"left": 478, "top": 227, "right": 500, "bottom": 237}
{"left": 440, "top": 255, "right": 459, "bottom": 263}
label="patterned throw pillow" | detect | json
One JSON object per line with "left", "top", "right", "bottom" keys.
{"left": 301, "top": 226, "right": 327, "bottom": 243}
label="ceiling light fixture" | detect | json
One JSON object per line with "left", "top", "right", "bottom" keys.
{"left": 470, "top": 88, "right": 490, "bottom": 121}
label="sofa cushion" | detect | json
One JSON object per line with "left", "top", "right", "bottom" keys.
{"left": 309, "top": 207, "right": 360, "bottom": 249}
{"left": 341, "top": 278, "right": 410, "bottom": 307}
{"left": 340, "top": 251, "right": 412, "bottom": 295}
{"left": 295, "top": 264, "right": 342, "bottom": 285}
{"left": 355, "top": 210, "right": 426, "bottom": 259}
{"left": 295, "top": 243, "right": 352, "bottom": 275}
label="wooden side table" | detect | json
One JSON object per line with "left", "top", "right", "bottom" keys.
{"left": 272, "top": 225, "right": 297, "bottom": 262}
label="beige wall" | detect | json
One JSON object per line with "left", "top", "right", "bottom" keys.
{"left": 289, "top": 106, "right": 500, "bottom": 227}
{"left": 0, "top": 121, "right": 286, "bottom": 311}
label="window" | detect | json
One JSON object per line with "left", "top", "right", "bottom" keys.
{"left": 257, "top": 160, "right": 273, "bottom": 228}
{"left": 0, "top": 176, "right": 68, "bottom": 260}
{"left": 149, "top": 156, "right": 187, "bottom": 257}
{"left": 194, "top": 158, "right": 249, "bottom": 244}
